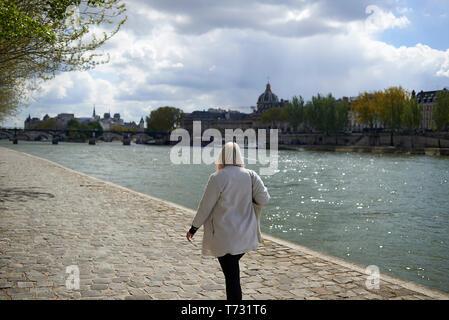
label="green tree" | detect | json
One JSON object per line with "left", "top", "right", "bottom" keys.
{"left": 335, "top": 99, "right": 350, "bottom": 133}
{"left": 260, "top": 107, "right": 288, "bottom": 127}
{"left": 0, "top": 0, "right": 127, "bottom": 123}
{"left": 67, "top": 118, "right": 81, "bottom": 128}
{"left": 65, "top": 118, "right": 101, "bottom": 141}
{"left": 283, "top": 96, "right": 305, "bottom": 131}
{"left": 401, "top": 97, "right": 422, "bottom": 149}
{"left": 36, "top": 119, "right": 57, "bottom": 129}
{"left": 111, "top": 125, "right": 136, "bottom": 133}
{"left": 433, "top": 89, "right": 449, "bottom": 132}
{"left": 0, "top": 74, "right": 32, "bottom": 122}
{"left": 305, "top": 93, "right": 348, "bottom": 136}
{"left": 66, "top": 118, "right": 87, "bottom": 141}
{"left": 146, "top": 106, "right": 184, "bottom": 132}
{"left": 401, "top": 97, "right": 422, "bottom": 130}
{"left": 86, "top": 120, "right": 103, "bottom": 136}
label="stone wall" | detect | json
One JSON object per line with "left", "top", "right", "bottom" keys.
{"left": 279, "top": 133, "right": 449, "bottom": 149}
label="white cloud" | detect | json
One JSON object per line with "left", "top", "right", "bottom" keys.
{"left": 396, "top": 6, "right": 413, "bottom": 15}
{"left": 364, "top": 5, "right": 410, "bottom": 33}
{"left": 436, "top": 50, "right": 449, "bottom": 77}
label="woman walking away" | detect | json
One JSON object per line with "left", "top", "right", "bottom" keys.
{"left": 186, "top": 142, "right": 270, "bottom": 300}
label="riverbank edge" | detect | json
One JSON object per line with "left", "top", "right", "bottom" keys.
{"left": 1, "top": 146, "right": 448, "bottom": 299}
{"left": 279, "top": 145, "right": 449, "bottom": 156}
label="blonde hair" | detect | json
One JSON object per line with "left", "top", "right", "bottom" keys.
{"left": 216, "top": 142, "right": 245, "bottom": 171}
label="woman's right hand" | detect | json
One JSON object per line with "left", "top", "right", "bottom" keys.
{"left": 186, "top": 232, "right": 194, "bottom": 243}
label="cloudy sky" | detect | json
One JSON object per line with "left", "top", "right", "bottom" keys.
{"left": 3, "top": 0, "right": 449, "bottom": 128}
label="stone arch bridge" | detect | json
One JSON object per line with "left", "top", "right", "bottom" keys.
{"left": 0, "top": 128, "right": 170, "bottom": 145}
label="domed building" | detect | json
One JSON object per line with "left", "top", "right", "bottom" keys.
{"left": 256, "top": 82, "right": 287, "bottom": 113}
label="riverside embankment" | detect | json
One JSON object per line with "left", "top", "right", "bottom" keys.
{"left": 1, "top": 146, "right": 448, "bottom": 300}
{"left": 278, "top": 131, "right": 449, "bottom": 155}
{"left": 279, "top": 145, "right": 449, "bottom": 155}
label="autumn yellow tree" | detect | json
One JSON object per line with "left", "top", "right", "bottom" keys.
{"left": 376, "top": 87, "right": 410, "bottom": 146}
{"left": 351, "top": 91, "right": 383, "bottom": 129}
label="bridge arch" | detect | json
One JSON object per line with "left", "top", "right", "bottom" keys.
{"left": 0, "top": 132, "right": 13, "bottom": 140}
{"left": 24, "top": 130, "right": 54, "bottom": 141}
{"left": 100, "top": 132, "right": 125, "bottom": 142}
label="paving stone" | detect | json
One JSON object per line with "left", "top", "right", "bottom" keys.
{"left": 25, "top": 271, "right": 47, "bottom": 281}
{"left": 10, "top": 293, "right": 35, "bottom": 300}
{"left": 290, "top": 289, "right": 309, "bottom": 297}
{"left": 124, "top": 295, "right": 151, "bottom": 300}
{"left": 109, "top": 283, "right": 127, "bottom": 291}
{"left": 128, "top": 288, "right": 146, "bottom": 296}
{"left": 80, "top": 290, "right": 103, "bottom": 297}
{"left": 7, "top": 274, "right": 25, "bottom": 281}
{"left": 128, "top": 281, "right": 145, "bottom": 288}
{"left": 333, "top": 277, "right": 353, "bottom": 284}
{"left": 178, "top": 291, "right": 198, "bottom": 299}
{"left": 17, "top": 282, "right": 34, "bottom": 288}
{"left": 92, "top": 279, "right": 111, "bottom": 284}
{"left": 36, "top": 292, "right": 57, "bottom": 299}
{"left": 90, "top": 284, "right": 108, "bottom": 290}
{"left": 151, "top": 292, "right": 179, "bottom": 299}
{"left": 0, "top": 282, "right": 12, "bottom": 289}
{"left": 311, "top": 286, "right": 331, "bottom": 295}
{"left": 200, "top": 284, "right": 223, "bottom": 291}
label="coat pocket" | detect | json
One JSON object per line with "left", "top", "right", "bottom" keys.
{"left": 211, "top": 218, "right": 215, "bottom": 236}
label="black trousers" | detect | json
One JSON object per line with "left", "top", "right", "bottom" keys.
{"left": 217, "top": 253, "right": 245, "bottom": 300}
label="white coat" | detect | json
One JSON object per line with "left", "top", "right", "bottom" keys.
{"left": 192, "top": 166, "right": 270, "bottom": 257}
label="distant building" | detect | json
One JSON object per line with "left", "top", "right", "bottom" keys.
{"left": 24, "top": 115, "right": 42, "bottom": 129}
{"left": 23, "top": 107, "right": 145, "bottom": 132}
{"left": 182, "top": 107, "right": 252, "bottom": 135}
{"left": 55, "top": 113, "right": 75, "bottom": 128}
{"left": 120, "top": 117, "right": 145, "bottom": 132}
{"left": 256, "top": 82, "right": 288, "bottom": 113}
{"left": 56, "top": 113, "right": 74, "bottom": 122}
{"left": 181, "top": 82, "right": 294, "bottom": 134}
{"left": 183, "top": 108, "right": 248, "bottom": 123}
{"left": 122, "top": 121, "right": 138, "bottom": 130}
{"left": 75, "top": 106, "right": 100, "bottom": 124}
{"left": 184, "top": 108, "right": 246, "bottom": 122}
{"left": 416, "top": 89, "right": 448, "bottom": 130}
{"left": 99, "top": 111, "right": 124, "bottom": 130}
{"left": 76, "top": 117, "right": 93, "bottom": 125}
{"left": 24, "top": 113, "right": 74, "bottom": 129}
{"left": 92, "top": 106, "right": 100, "bottom": 121}
{"left": 138, "top": 117, "right": 145, "bottom": 132}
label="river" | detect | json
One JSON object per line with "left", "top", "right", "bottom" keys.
{"left": 1, "top": 140, "right": 448, "bottom": 293}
